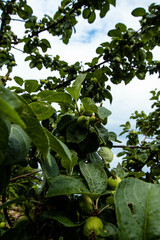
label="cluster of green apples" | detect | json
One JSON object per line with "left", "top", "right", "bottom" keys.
{"left": 77, "top": 195, "right": 103, "bottom": 238}
{"left": 77, "top": 104, "right": 97, "bottom": 129}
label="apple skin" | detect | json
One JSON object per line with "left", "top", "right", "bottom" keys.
{"left": 77, "top": 116, "right": 89, "bottom": 128}
{"left": 108, "top": 176, "right": 121, "bottom": 190}
{"left": 83, "top": 216, "right": 103, "bottom": 237}
{"left": 78, "top": 195, "right": 93, "bottom": 213}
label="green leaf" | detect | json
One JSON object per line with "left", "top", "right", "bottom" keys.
{"left": 79, "top": 162, "right": 107, "bottom": 195}
{"left": 116, "top": 163, "right": 125, "bottom": 179}
{"left": 40, "top": 39, "right": 51, "bottom": 48}
{"left": 5, "top": 124, "right": 31, "bottom": 165}
{"left": 82, "top": 8, "right": 91, "bottom": 19}
{"left": 0, "top": 115, "right": 11, "bottom": 164}
{"left": 108, "top": 29, "right": 121, "bottom": 38}
{"left": 66, "top": 121, "right": 88, "bottom": 144}
{"left": 0, "top": 98, "right": 26, "bottom": 129}
{"left": 37, "top": 90, "right": 73, "bottom": 107}
{"left": 115, "top": 178, "right": 160, "bottom": 240}
{"left": 94, "top": 124, "right": 109, "bottom": 145}
{"left": 100, "top": 2, "right": 109, "bottom": 18}
{"left": 131, "top": 7, "right": 146, "bottom": 17}
{"left": 61, "top": 150, "right": 78, "bottom": 173}
{"left": 65, "top": 73, "right": 87, "bottom": 100}
{"left": 41, "top": 153, "right": 59, "bottom": 178}
{"left": 108, "top": 0, "right": 116, "bottom": 6}
{"left": 17, "top": 9, "right": 30, "bottom": 20}
{"left": 25, "top": 80, "right": 39, "bottom": 93}
{"left": 20, "top": 97, "right": 49, "bottom": 155}
{"left": 24, "top": 4, "right": 33, "bottom": 14}
{"left": 88, "top": 152, "right": 104, "bottom": 166}
{"left": 81, "top": 97, "right": 98, "bottom": 114}
{"left": 46, "top": 175, "right": 90, "bottom": 197}
{"left": 0, "top": 85, "right": 25, "bottom": 129}
{"left": 96, "top": 47, "right": 104, "bottom": 55}
{"left": 115, "top": 23, "right": 127, "bottom": 32}
{"left": 0, "top": 197, "right": 24, "bottom": 210}
{"left": 14, "top": 76, "right": 24, "bottom": 86}
{"left": 44, "top": 128, "right": 72, "bottom": 165}
{"left": 29, "top": 101, "right": 55, "bottom": 121}
{"left": 0, "top": 85, "right": 22, "bottom": 112}
{"left": 88, "top": 11, "right": 96, "bottom": 24}
{"left": 137, "top": 153, "right": 148, "bottom": 163}
{"left": 41, "top": 210, "right": 84, "bottom": 227}
{"left": 97, "top": 106, "right": 112, "bottom": 123}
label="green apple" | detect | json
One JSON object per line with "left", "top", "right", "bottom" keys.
{"left": 89, "top": 115, "right": 96, "bottom": 125}
{"left": 106, "top": 195, "right": 115, "bottom": 206}
{"left": 0, "top": 222, "right": 5, "bottom": 228}
{"left": 77, "top": 115, "right": 89, "bottom": 128}
{"left": 108, "top": 176, "right": 121, "bottom": 190}
{"left": 83, "top": 216, "right": 103, "bottom": 237}
{"left": 78, "top": 195, "right": 93, "bottom": 213}
{"left": 98, "top": 147, "right": 114, "bottom": 163}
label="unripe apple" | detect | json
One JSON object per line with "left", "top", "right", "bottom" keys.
{"left": 98, "top": 147, "right": 114, "bottom": 163}
{"left": 89, "top": 115, "right": 96, "bottom": 125}
{"left": 77, "top": 195, "right": 93, "bottom": 213}
{"left": 77, "top": 115, "right": 89, "bottom": 128}
{"left": 83, "top": 216, "right": 103, "bottom": 237}
{"left": 106, "top": 195, "right": 115, "bottom": 206}
{"left": 108, "top": 176, "right": 121, "bottom": 190}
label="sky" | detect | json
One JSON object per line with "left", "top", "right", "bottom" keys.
{"left": 4, "top": 0, "right": 160, "bottom": 165}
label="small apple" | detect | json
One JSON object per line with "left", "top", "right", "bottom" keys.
{"left": 98, "top": 147, "right": 114, "bottom": 163}
{"left": 83, "top": 216, "right": 103, "bottom": 237}
{"left": 89, "top": 115, "right": 96, "bottom": 125}
{"left": 77, "top": 115, "right": 89, "bottom": 128}
{"left": 106, "top": 195, "right": 115, "bottom": 206}
{"left": 77, "top": 195, "right": 93, "bottom": 213}
{"left": 108, "top": 176, "right": 121, "bottom": 190}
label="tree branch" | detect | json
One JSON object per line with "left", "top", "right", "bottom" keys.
{"left": 11, "top": 170, "right": 42, "bottom": 182}
{"left": 112, "top": 145, "right": 150, "bottom": 149}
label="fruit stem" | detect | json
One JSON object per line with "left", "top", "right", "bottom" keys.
{"left": 98, "top": 204, "right": 110, "bottom": 215}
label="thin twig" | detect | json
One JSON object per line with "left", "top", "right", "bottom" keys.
{"left": 112, "top": 145, "right": 150, "bottom": 149}
{"left": 11, "top": 170, "right": 42, "bottom": 182}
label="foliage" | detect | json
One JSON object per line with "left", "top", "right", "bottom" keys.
{"left": 0, "top": 1, "right": 160, "bottom": 239}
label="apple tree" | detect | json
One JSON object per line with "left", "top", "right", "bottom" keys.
{"left": 0, "top": 0, "right": 160, "bottom": 239}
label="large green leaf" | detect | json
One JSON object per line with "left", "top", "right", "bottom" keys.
{"left": 79, "top": 162, "right": 107, "bottom": 195}
{"left": 94, "top": 124, "right": 109, "bottom": 145}
{"left": 131, "top": 7, "right": 146, "bottom": 17}
{"left": 61, "top": 150, "right": 78, "bottom": 174}
{"left": 41, "top": 210, "right": 83, "bottom": 227}
{"left": 24, "top": 80, "right": 39, "bottom": 93}
{"left": 115, "top": 178, "right": 160, "bottom": 240}
{"left": 46, "top": 175, "right": 90, "bottom": 197}
{"left": 29, "top": 101, "right": 55, "bottom": 121}
{"left": 19, "top": 96, "right": 49, "bottom": 155}
{"left": 41, "top": 153, "right": 59, "bottom": 178}
{"left": 44, "top": 128, "right": 72, "bottom": 166}
{"left": 65, "top": 73, "right": 87, "bottom": 100}
{"left": 81, "top": 97, "right": 98, "bottom": 114}
{"left": 0, "top": 115, "right": 11, "bottom": 164}
{"left": 37, "top": 90, "right": 73, "bottom": 107}
{"left": 97, "top": 106, "right": 111, "bottom": 122}
{"left": 5, "top": 124, "right": 31, "bottom": 165}
{"left": 0, "top": 85, "right": 25, "bottom": 128}
{"left": 66, "top": 121, "right": 88, "bottom": 144}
